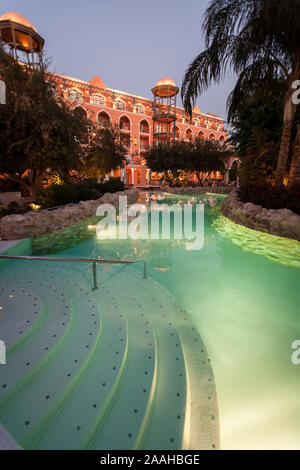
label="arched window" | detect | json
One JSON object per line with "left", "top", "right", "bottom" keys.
{"left": 116, "top": 99, "right": 125, "bottom": 110}
{"left": 97, "top": 111, "right": 111, "bottom": 127}
{"left": 219, "top": 135, "right": 225, "bottom": 142}
{"left": 119, "top": 115, "right": 130, "bottom": 131}
{"left": 140, "top": 119, "right": 149, "bottom": 134}
{"left": 68, "top": 88, "right": 83, "bottom": 102}
{"left": 93, "top": 94, "right": 105, "bottom": 106}
{"left": 185, "top": 128, "right": 193, "bottom": 141}
{"left": 209, "top": 133, "right": 216, "bottom": 141}
{"left": 136, "top": 104, "right": 144, "bottom": 114}
{"left": 73, "top": 105, "right": 88, "bottom": 119}
{"left": 198, "top": 131, "right": 205, "bottom": 140}
{"left": 73, "top": 106, "right": 88, "bottom": 143}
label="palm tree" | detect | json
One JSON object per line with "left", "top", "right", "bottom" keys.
{"left": 181, "top": 0, "right": 300, "bottom": 188}
{"left": 288, "top": 123, "right": 300, "bottom": 188}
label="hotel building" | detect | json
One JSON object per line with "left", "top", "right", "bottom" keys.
{"left": 0, "top": 11, "right": 235, "bottom": 187}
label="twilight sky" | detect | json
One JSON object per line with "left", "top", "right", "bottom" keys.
{"left": 1, "top": 0, "right": 236, "bottom": 122}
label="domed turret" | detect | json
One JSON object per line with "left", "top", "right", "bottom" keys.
{"left": 0, "top": 11, "right": 44, "bottom": 67}
{"left": 151, "top": 77, "right": 179, "bottom": 144}
{"left": 152, "top": 77, "right": 179, "bottom": 98}
{"left": 0, "top": 12, "right": 37, "bottom": 32}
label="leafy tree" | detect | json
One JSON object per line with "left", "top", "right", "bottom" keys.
{"left": 288, "top": 123, "right": 300, "bottom": 189}
{"left": 144, "top": 141, "right": 190, "bottom": 184}
{"left": 187, "top": 139, "right": 231, "bottom": 185}
{"left": 230, "top": 80, "right": 287, "bottom": 158}
{"left": 181, "top": 0, "right": 300, "bottom": 188}
{"left": 145, "top": 139, "right": 231, "bottom": 185}
{"left": 84, "top": 124, "right": 127, "bottom": 178}
{"left": 0, "top": 46, "right": 89, "bottom": 196}
{"left": 239, "top": 128, "right": 279, "bottom": 188}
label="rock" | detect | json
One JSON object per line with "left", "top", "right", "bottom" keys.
{"left": 221, "top": 190, "right": 300, "bottom": 241}
{"left": 0, "top": 188, "right": 139, "bottom": 240}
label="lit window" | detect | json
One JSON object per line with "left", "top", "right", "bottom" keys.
{"left": 93, "top": 95, "right": 105, "bottom": 106}
{"left": 116, "top": 100, "right": 125, "bottom": 110}
{"left": 68, "top": 89, "right": 83, "bottom": 102}
{"left": 136, "top": 105, "right": 144, "bottom": 114}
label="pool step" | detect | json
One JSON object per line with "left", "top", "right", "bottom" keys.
{"left": 0, "top": 265, "right": 102, "bottom": 445}
{"left": 0, "top": 261, "right": 220, "bottom": 450}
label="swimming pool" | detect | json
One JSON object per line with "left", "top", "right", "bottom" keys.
{"left": 0, "top": 192, "right": 299, "bottom": 450}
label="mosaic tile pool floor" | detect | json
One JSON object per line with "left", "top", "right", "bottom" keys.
{"left": 0, "top": 261, "right": 219, "bottom": 450}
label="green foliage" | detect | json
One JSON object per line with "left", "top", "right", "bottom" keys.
{"left": 84, "top": 125, "right": 127, "bottom": 178}
{"left": 188, "top": 138, "right": 230, "bottom": 177}
{"left": 100, "top": 177, "right": 124, "bottom": 194}
{"left": 239, "top": 129, "right": 279, "bottom": 188}
{"left": 181, "top": 0, "right": 300, "bottom": 117}
{"left": 0, "top": 201, "right": 33, "bottom": 217}
{"left": 0, "top": 46, "right": 89, "bottom": 194}
{"left": 36, "top": 183, "right": 100, "bottom": 209}
{"left": 35, "top": 177, "right": 124, "bottom": 209}
{"left": 36, "top": 184, "right": 80, "bottom": 208}
{"left": 230, "top": 81, "right": 287, "bottom": 157}
{"left": 144, "top": 139, "right": 231, "bottom": 185}
{"left": 181, "top": 0, "right": 300, "bottom": 187}
{"left": 239, "top": 184, "right": 300, "bottom": 215}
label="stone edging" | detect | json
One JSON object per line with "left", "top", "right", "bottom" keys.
{"left": 0, "top": 188, "right": 139, "bottom": 240}
{"left": 221, "top": 190, "right": 300, "bottom": 241}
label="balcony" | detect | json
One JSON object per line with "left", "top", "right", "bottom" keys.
{"left": 120, "top": 125, "right": 130, "bottom": 133}
{"left": 115, "top": 101, "right": 126, "bottom": 111}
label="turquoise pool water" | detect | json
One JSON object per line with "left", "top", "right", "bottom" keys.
{"left": 51, "top": 192, "right": 300, "bottom": 450}
{"left": 0, "top": 192, "right": 299, "bottom": 449}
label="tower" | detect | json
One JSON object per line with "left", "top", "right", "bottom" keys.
{"left": 0, "top": 11, "right": 44, "bottom": 68}
{"left": 151, "top": 77, "right": 179, "bottom": 144}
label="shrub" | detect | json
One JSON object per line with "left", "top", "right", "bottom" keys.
{"left": 75, "top": 184, "right": 101, "bottom": 202}
{"left": 35, "top": 178, "right": 123, "bottom": 209}
{"left": 239, "top": 184, "right": 300, "bottom": 215}
{"left": 0, "top": 179, "right": 21, "bottom": 192}
{"left": 100, "top": 177, "right": 124, "bottom": 194}
{"left": 7, "top": 201, "right": 24, "bottom": 214}
{"left": 36, "top": 184, "right": 79, "bottom": 209}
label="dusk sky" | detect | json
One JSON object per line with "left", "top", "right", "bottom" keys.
{"left": 1, "top": 0, "right": 236, "bottom": 122}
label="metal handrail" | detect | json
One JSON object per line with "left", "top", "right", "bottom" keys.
{"left": 0, "top": 255, "right": 147, "bottom": 290}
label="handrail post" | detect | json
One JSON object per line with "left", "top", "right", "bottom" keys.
{"left": 143, "top": 262, "right": 147, "bottom": 279}
{"left": 92, "top": 262, "right": 97, "bottom": 290}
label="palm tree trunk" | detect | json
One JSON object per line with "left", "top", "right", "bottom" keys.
{"left": 275, "top": 80, "right": 298, "bottom": 188}
{"left": 288, "top": 123, "right": 300, "bottom": 189}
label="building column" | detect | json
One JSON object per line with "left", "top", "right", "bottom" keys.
{"left": 147, "top": 169, "right": 151, "bottom": 185}
{"left": 0, "top": 80, "right": 6, "bottom": 105}
{"left": 224, "top": 169, "right": 230, "bottom": 185}
{"left": 131, "top": 168, "right": 135, "bottom": 185}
